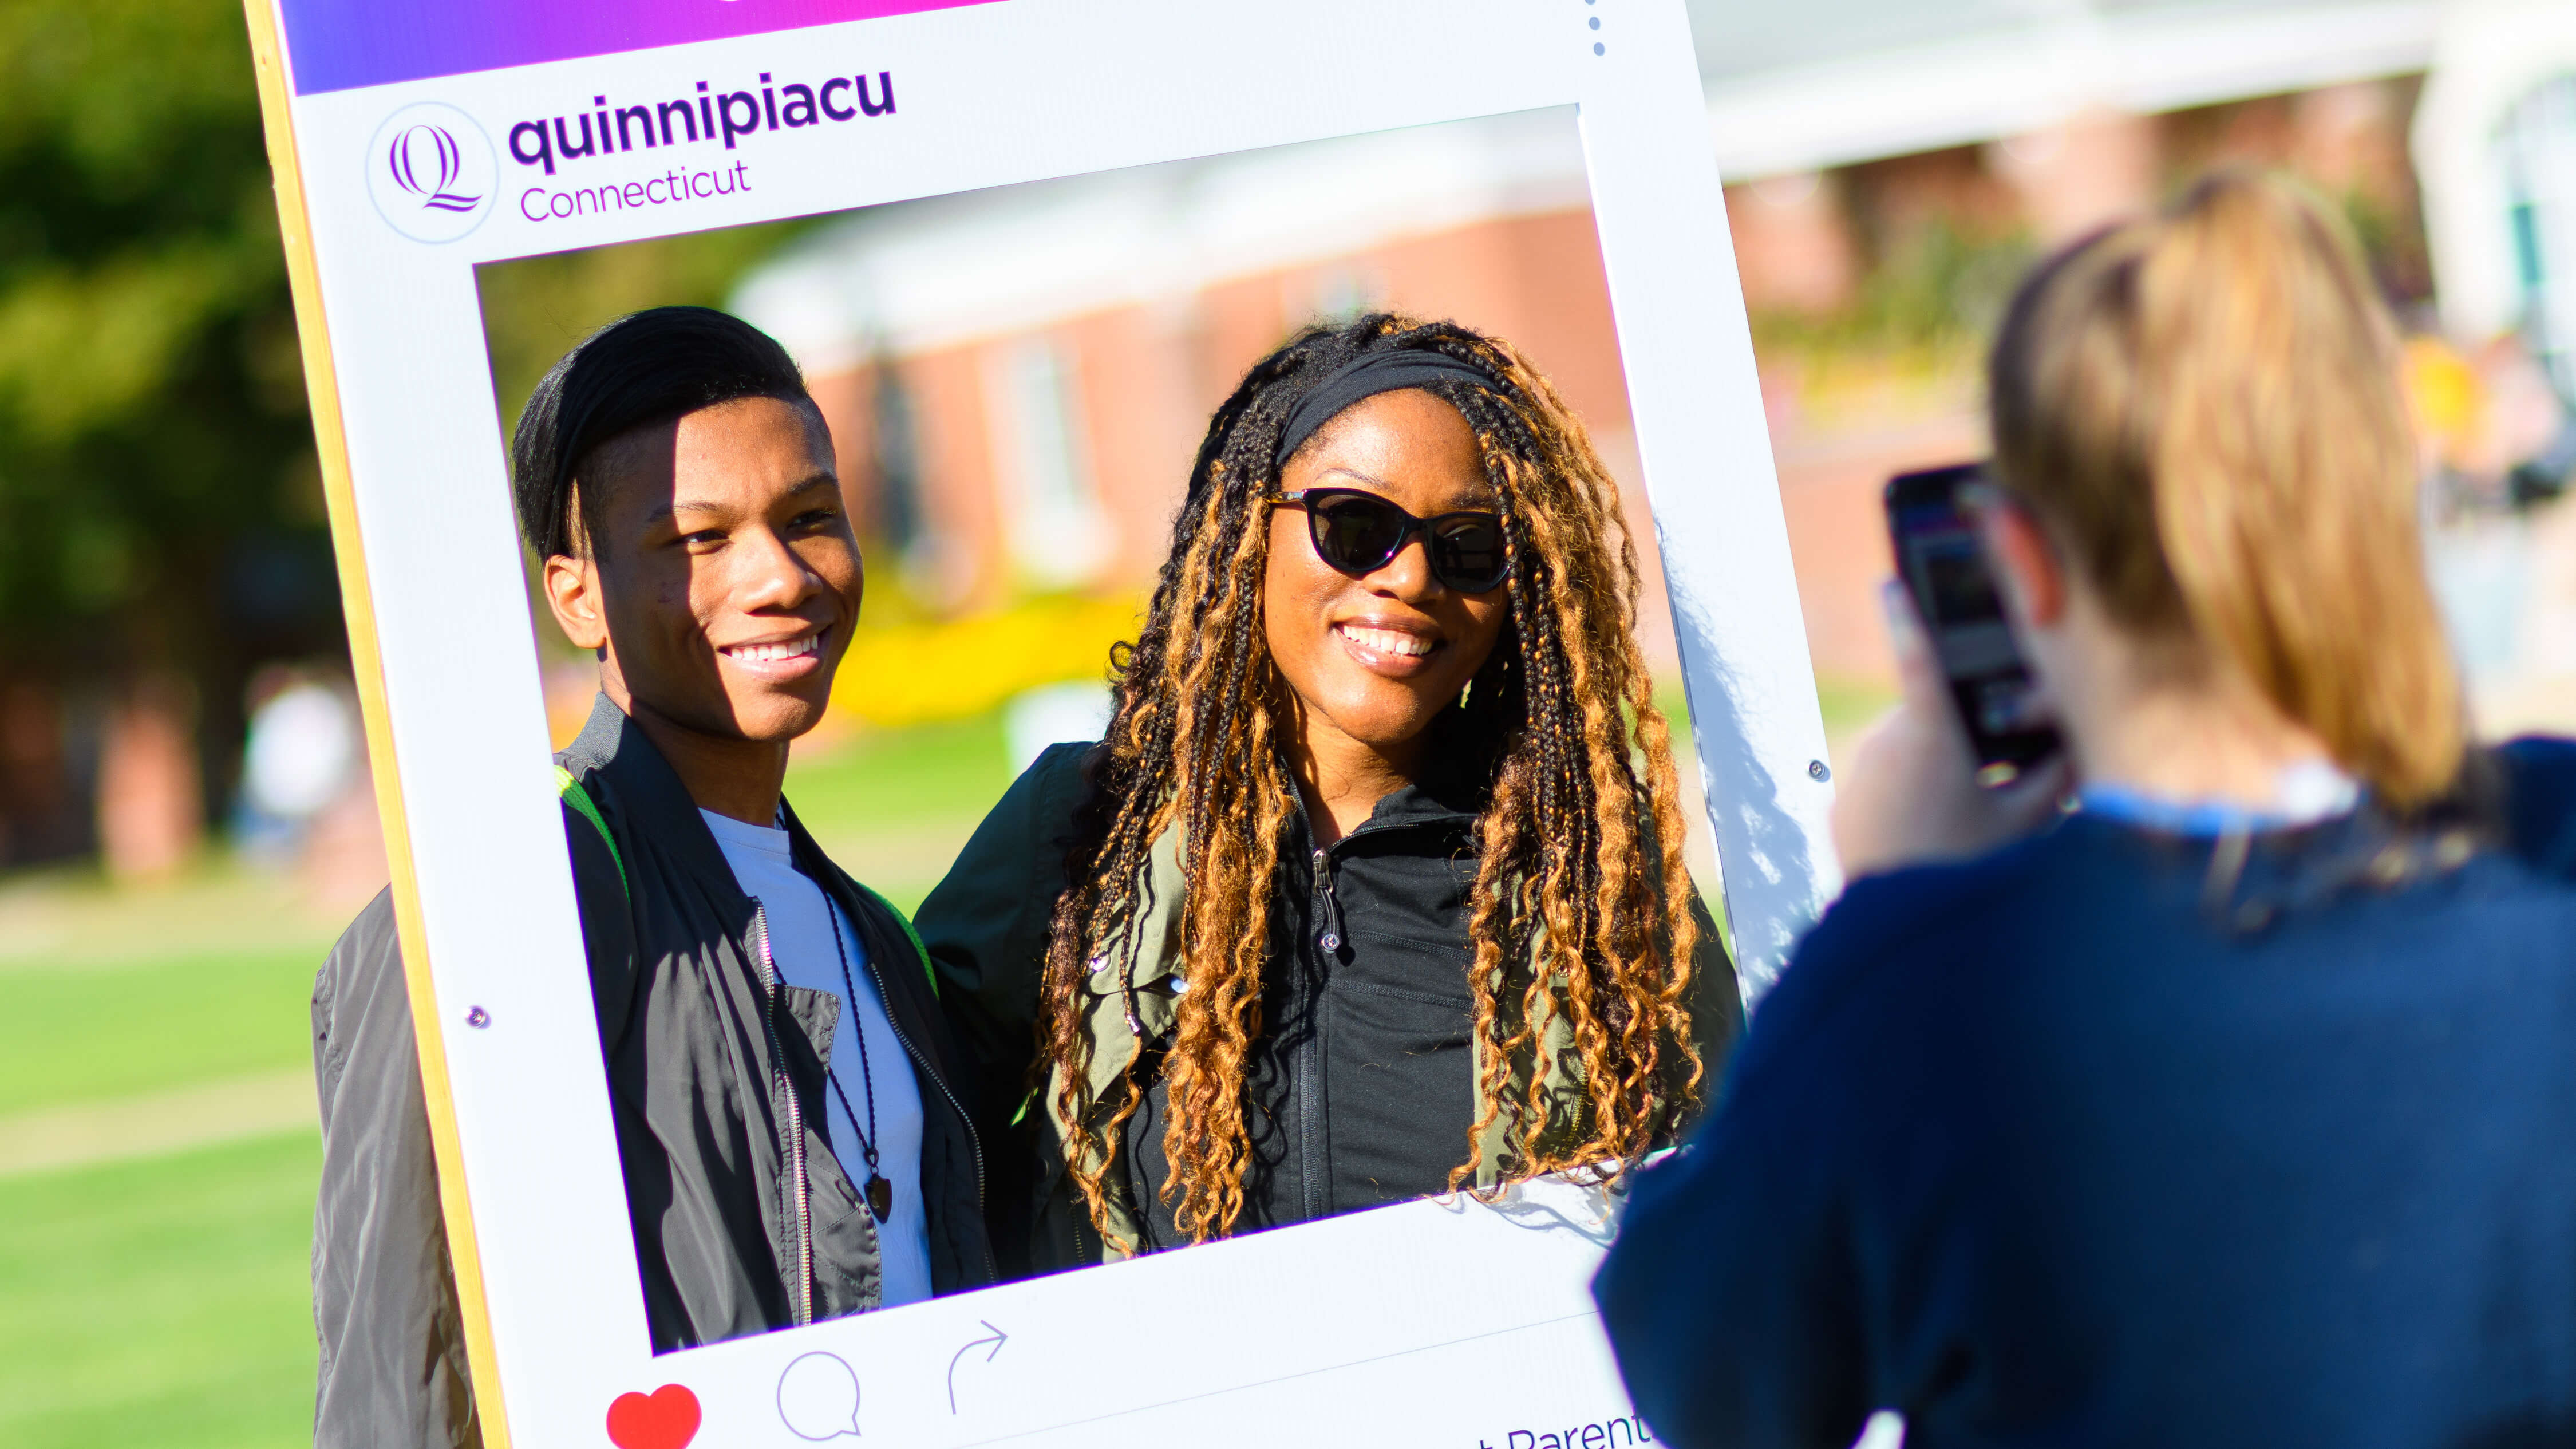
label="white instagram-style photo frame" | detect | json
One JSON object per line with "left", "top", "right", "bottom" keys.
{"left": 242, "top": 1, "right": 1839, "bottom": 1444}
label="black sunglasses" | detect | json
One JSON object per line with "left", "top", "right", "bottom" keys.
{"left": 1271, "top": 487, "right": 1511, "bottom": 594}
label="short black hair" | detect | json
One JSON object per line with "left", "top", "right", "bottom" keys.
{"left": 509, "top": 306, "right": 816, "bottom": 558}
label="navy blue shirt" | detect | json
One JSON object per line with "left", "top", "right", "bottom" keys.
{"left": 1595, "top": 741, "right": 2576, "bottom": 1449}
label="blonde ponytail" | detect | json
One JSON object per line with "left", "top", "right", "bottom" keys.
{"left": 1989, "top": 171, "right": 2464, "bottom": 808}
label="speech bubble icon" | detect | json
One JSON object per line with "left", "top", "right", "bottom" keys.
{"left": 776, "top": 1351, "right": 862, "bottom": 1441}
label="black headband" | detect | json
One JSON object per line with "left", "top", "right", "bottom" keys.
{"left": 1274, "top": 349, "right": 1500, "bottom": 466}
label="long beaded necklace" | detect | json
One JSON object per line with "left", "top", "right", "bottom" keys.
{"left": 820, "top": 903, "right": 895, "bottom": 1225}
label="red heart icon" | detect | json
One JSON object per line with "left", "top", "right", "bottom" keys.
{"left": 605, "top": 1384, "right": 701, "bottom": 1449}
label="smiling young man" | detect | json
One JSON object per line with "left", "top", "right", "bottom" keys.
{"left": 310, "top": 308, "right": 994, "bottom": 1448}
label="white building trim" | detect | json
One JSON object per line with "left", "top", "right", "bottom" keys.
{"left": 2414, "top": 0, "right": 2576, "bottom": 341}
{"left": 735, "top": 108, "right": 1591, "bottom": 372}
{"left": 740, "top": 1, "right": 2459, "bottom": 368}
{"left": 1705, "top": 1, "right": 2439, "bottom": 180}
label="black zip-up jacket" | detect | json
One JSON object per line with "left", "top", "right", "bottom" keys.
{"left": 310, "top": 698, "right": 995, "bottom": 1448}
{"left": 918, "top": 741, "right": 1741, "bottom": 1273}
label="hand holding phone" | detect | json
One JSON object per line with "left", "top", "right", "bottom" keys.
{"left": 1830, "top": 579, "right": 2071, "bottom": 878}
{"left": 1826, "top": 464, "right": 2070, "bottom": 880}
{"left": 1883, "top": 463, "right": 2061, "bottom": 785}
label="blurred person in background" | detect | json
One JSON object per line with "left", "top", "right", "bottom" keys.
{"left": 918, "top": 314, "right": 1739, "bottom": 1273}
{"left": 1594, "top": 173, "right": 2576, "bottom": 1447}
{"left": 311, "top": 308, "right": 994, "bottom": 1447}
{"left": 233, "top": 666, "right": 358, "bottom": 862}
{"left": 234, "top": 665, "right": 388, "bottom": 912}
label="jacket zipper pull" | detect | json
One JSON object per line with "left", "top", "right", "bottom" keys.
{"left": 1313, "top": 847, "right": 1341, "bottom": 954}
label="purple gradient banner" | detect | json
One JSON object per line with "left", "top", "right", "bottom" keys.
{"left": 277, "top": 0, "right": 1002, "bottom": 97}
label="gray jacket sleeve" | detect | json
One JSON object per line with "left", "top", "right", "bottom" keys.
{"left": 310, "top": 887, "right": 482, "bottom": 1449}
{"left": 310, "top": 803, "right": 630, "bottom": 1445}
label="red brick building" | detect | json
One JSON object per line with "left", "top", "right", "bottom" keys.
{"left": 731, "top": 0, "right": 2492, "bottom": 710}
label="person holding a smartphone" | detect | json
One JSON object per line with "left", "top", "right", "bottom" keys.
{"left": 1594, "top": 172, "right": 2576, "bottom": 1446}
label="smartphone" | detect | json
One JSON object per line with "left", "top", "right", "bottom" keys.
{"left": 1883, "top": 463, "right": 2061, "bottom": 786}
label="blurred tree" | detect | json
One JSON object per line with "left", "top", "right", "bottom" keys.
{"left": 0, "top": 1, "right": 814, "bottom": 858}
{"left": 0, "top": 0, "right": 326, "bottom": 838}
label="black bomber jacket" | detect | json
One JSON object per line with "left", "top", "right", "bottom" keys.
{"left": 309, "top": 697, "right": 995, "bottom": 1448}
{"left": 918, "top": 740, "right": 1742, "bottom": 1276}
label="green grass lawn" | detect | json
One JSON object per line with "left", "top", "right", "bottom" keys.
{"left": 0, "top": 860, "right": 328, "bottom": 1449}
{"left": 782, "top": 710, "right": 1019, "bottom": 912}
{"left": 0, "top": 1132, "right": 321, "bottom": 1449}
{"left": 0, "top": 949, "right": 322, "bottom": 1118}
{"left": 785, "top": 710, "right": 1015, "bottom": 835}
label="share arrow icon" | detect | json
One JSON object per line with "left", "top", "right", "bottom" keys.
{"left": 946, "top": 1321, "right": 1008, "bottom": 1415}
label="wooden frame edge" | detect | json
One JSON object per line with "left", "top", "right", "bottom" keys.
{"left": 236, "top": 5, "right": 517, "bottom": 1443}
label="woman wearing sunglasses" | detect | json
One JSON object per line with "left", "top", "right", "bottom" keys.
{"left": 916, "top": 314, "right": 1739, "bottom": 1272}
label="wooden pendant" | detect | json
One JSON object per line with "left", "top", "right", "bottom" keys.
{"left": 865, "top": 1175, "right": 894, "bottom": 1223}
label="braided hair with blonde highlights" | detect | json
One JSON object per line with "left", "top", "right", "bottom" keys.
{"left": 1040, "top": 314, "right": 1710, "bottom": 1248}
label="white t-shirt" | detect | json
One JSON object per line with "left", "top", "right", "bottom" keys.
{"left": 700, "top": 810, "right": 933, "bottom": 1309}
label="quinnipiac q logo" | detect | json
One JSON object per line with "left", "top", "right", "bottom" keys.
{"left": 390, "top": 125, "right": 477, "bottom": 211}
{"left": 365, "top": 102, "right": 496, "bottom": 242}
